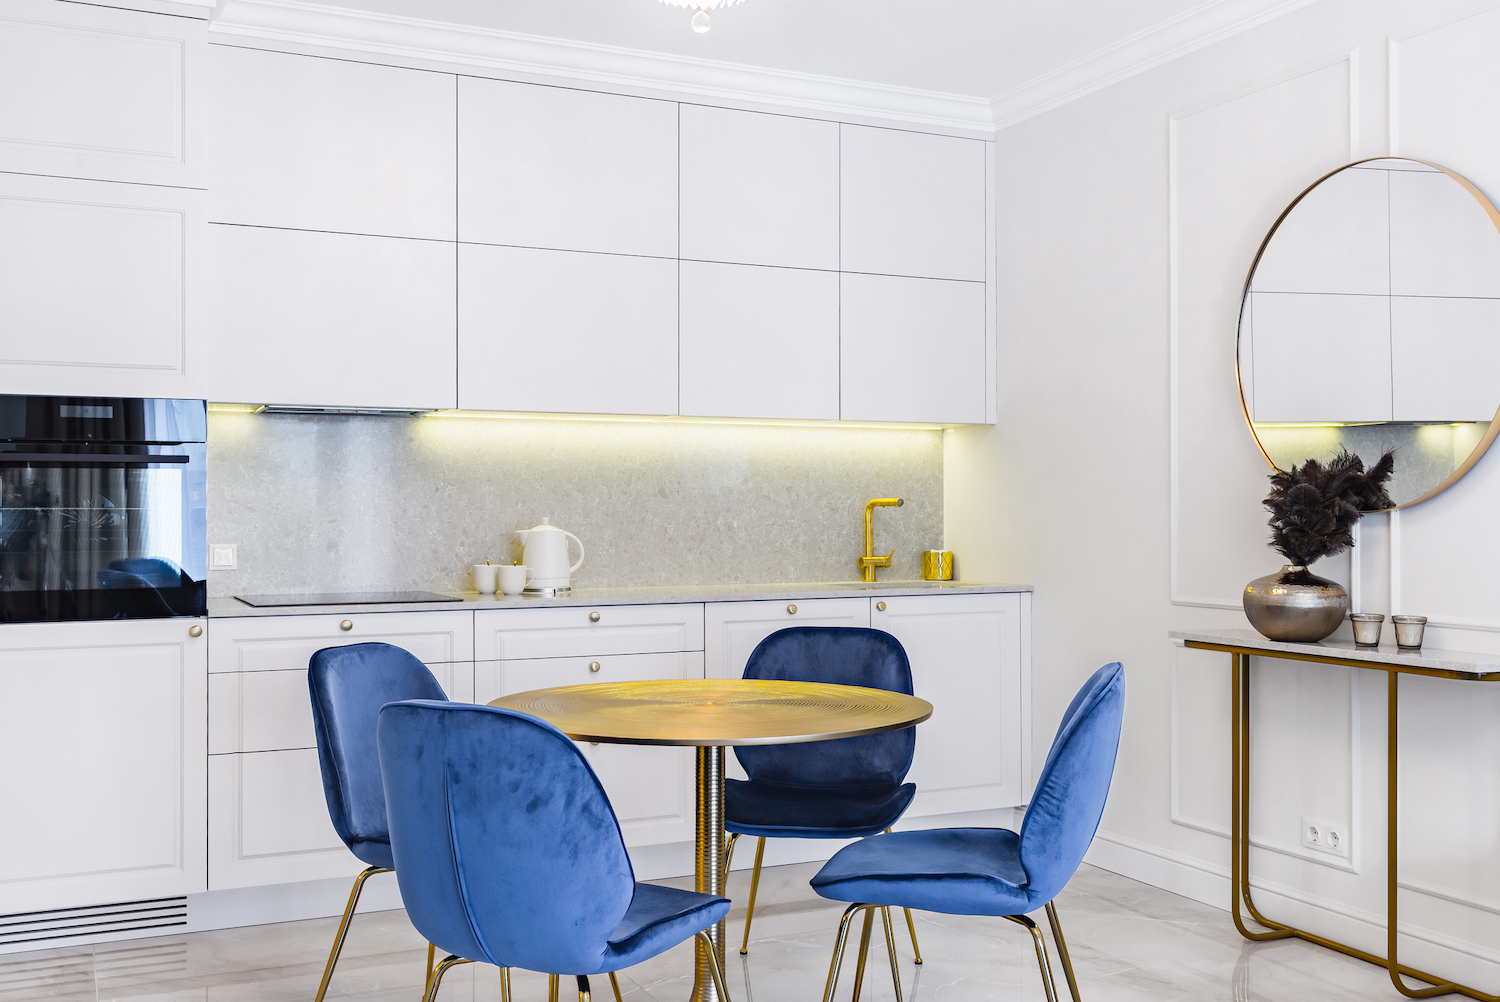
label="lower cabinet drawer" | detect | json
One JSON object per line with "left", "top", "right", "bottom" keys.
{"left": 209, "top": 662, "right": 475, "bottom": 754}
{"left": 209, "top": 749, "right": 360, "bottom": 890}
{"left": 476, "top": 651, "right": 703, "bottom": 847}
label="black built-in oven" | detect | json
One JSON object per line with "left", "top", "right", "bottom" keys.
{"left": 0, "top": 396, "right": 206, "bottom": 621}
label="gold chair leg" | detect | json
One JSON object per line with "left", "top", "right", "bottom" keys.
{"left": 902, "top": 908, "right": 922, "bottom": 964}
{"left": 849, "top": 907, "right": 876, "bottom": 1002}
{"left": 577, "top": 974, "right": 592, "bottom": 1002}
{"left": 421, "top": 954, "right": 473, "bottom": 1002}
{"left": 549, "top": 973, "right": 560, "bottom": 1002}
{"left": 696, "top": 930, "right": 735, "bottom": 1002}
{"left": 1044, "top": 902, "right": 1082, "bottom": 1002}
{"left": 723, "top": 832, "right": 739, "bottom": 886}
{"left": 500, "top": 966, "right": 513, "bottom": 1002}
{"left": 879, "top": 908, "right": 904, "bottom": 1002}
{"left": 739, "top": 836, "right": 767, "bottom": 955}
{"left": 425, "top": 942, "right": 436, "bottom": 992}
{"left": 608, "top": 971, "right": 623, "bottom": 1002}
{"left": 1005, "top": 914, "right": 1060, "bottom": 1002}
{"left": 314, "top": 864, "right": 390, "bottom": 1002}
{"left": 822, "top": 904, "right": 864, "bottom": 1002}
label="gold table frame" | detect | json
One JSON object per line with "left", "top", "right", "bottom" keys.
{"left": 491, "top": 678, "right": 934, "bottom": 1002}
{"left": 1186, "top": 638, "right": 1500, "bottom": 1001}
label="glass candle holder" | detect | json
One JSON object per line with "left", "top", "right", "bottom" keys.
{"left": 1392, "top": 615, "right": 1428, "bottom": 650}
{"left": 1349, "top": 613, "right": 1384, "bottom": 647}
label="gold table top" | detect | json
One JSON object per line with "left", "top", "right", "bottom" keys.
{"left": 487, "top": 678, "right": 933, "bottom": 747}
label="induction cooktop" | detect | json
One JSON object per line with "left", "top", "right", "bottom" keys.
{"left": 234, "top": 591, "right": 462, "bottom": 607}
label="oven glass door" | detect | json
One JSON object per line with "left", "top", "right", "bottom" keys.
{"left": 0, "top": 445, "right": 206, "bottom": 621}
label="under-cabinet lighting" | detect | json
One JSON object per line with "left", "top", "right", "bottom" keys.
{"left": 421, "top": 409, "right": 945, "bottom": 432}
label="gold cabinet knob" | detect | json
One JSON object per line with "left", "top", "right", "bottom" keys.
{"left": 340, "top": 619, "right": 353, "bottom": 632}
{"left": 188, "top": 624, "right": 203, "bottom": 638}
{"left": 876, "top": 601, "right": 886, "bottom": 612}
{"left": 589, "top": 661, "right": 601, "bottom": 673}
{"left": 589, "top": 611, "right": 601, "bottom": 623}
{"left": 787, "top": 604, "right": 797, "bottom": 615}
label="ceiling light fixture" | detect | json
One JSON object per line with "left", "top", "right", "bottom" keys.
{"left": 658, "top": 0, "right": 744, "bottom": 33}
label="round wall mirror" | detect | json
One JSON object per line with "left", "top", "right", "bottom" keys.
{"left": 1237, "top": 158, "right": 1500, "bottom": 508}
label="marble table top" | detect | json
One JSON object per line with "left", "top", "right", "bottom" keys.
{"left": 1170, "top": 627, "right": 1500, "bottom": 679}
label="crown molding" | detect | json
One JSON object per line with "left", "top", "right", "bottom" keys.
{"left": 209, "top": 0, "right": 995, "bottom": 135}
{"left": 989, "top": 0, "right": 1321, "bottom": 130}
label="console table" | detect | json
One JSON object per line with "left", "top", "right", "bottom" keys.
{"left": 1170, "top": 628, "right": 1500, "bottom": 1001}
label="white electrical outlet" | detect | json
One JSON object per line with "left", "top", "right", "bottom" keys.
{"left": 1302, "top": 816, "right": 1350, "bottom": 858}
{"left": 209, "top": 543, "right": 238, "bottom": 571}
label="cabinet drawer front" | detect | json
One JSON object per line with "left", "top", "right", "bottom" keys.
{"left": 209, "top": 662, "right": 475, "bottom": 754}
{"left": 476, "top": 651, "right": 702, "bottom": 848}
{"left": 474, "top": 605, "right": 704, "bottom": 661}
{"left": 704, "top": 597, "right": 871, "bottom": 681}
{"left": 209, "top": 611, "right": 474, "bottom": 672}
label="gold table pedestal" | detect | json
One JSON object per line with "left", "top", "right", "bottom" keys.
{"left": 1188, "top": 640, "right": 1500, "bottom": 1001}
{"left": 491, "top": 678, "right": 934, "bottom": 1002}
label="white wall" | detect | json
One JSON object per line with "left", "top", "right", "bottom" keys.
{"left": 947, "top": 0, "right": 1500, "bottom": 991}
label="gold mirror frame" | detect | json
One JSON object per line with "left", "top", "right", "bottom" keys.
{"left": 1236, "top": 158, "right": 1500, "bottom": 510}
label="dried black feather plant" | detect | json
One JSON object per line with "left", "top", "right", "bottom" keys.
{"left": 1264, "top": 449, "right": 1395, "bottom": 568}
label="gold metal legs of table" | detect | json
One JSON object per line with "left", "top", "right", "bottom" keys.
{"left": 1229, "top": 652, "right": 1497, "bottom": 1000}
{"left": 692, "top": 746, "right": 731, "bottom": 1002}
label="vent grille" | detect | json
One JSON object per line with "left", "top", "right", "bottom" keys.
{"left": 0, "top": 897, "right": 186, "bottom": 949}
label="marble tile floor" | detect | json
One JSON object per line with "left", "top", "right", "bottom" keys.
{"left": 3, "top": 861, "right": 1420, "bottom": 1002}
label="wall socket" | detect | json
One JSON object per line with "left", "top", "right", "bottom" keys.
{"left": 1302, "top": 816, "right": 1350, "bottom": 858}
{"left": 209, "top": 543, "right": 238, "bottom": 571}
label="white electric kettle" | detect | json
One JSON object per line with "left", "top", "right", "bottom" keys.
{"left": 514, "top": 519, "right": 585, "bottom": 593}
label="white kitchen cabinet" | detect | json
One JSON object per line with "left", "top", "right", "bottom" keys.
{"left": 678, "top": 262, "right": 839, "bottom": 420}
{"left": 840, "top": 125, "right": 987, "bottom": 282}
{"left": 475, "top": 651, "right": 701, "bottom": 846}
{"left": 0, "top": 618, "right": 207, "bottom": 913}
{"left": 207, "top": 224, "right": 457, "bottom": 409}
{"left": 679, "top": 105, "right": 839, "bottom": 270}
{"left": 457, "top": 244, "right": 677, "bottom": 415}
{"left": 207, "top": 611, "right": 474, "bottom": 889}
{"left": 474, "top": 604, "right": 704, "bottom": 662}
{"left": 873, "top": 592, "right": 1030, "bottom": 816}
{"left": 0, "top": 0, "right": 206, "bottom": 188}
{"left": 0, "top": 172, "right": 205, "bottom": 399}
{"left": 459, "top": 78, "right": 677, "bottom": 258}
{"left": 208, "top": 46, "right": 456, "bottom": 240}
{"left": 703, "top": 598, "right": 872, "bottom": 681}
{"left": 840, "top": 273, "right": 987, "bottom": 423}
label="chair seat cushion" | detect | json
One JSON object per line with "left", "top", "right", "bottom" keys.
{"left": 810, "top": 828, "right": 1032, "bottom": 916}
{"left": 350, "top": 837, "right": 394, "bottom": 871}
{"left": 725, "top": 779, "right": 916, "bottom": 839}
{"left": 602, "top": 883, "right": 730, "bottom": 971}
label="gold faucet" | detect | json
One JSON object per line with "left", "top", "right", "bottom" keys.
{"left": 859, "top": 497, "right": 904, "bottom": 582}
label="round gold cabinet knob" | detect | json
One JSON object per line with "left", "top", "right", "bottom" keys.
{"left": 876, "top": 601, "right": 886, "bottom": 612}
{"left": 340, "top": 620, "right": 353, "bottom": 632}
{"left": 589, "top": 611, "right": 601, "bottom": 623}
{"left": 787, "top": 604, "right": 798, "bottom": 615}
{"left": 589, "top": 661, "right": 601, "bottom": 673}
{"left": 188, "top": 624, "right": 203, "bottom": 638}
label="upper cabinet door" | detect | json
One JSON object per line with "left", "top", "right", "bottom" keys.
{"left": 841, "top": 273, "right": 986, "bottom": 424}
{"left": 458, "top": 245, "right": 677, "bottom": 416}
{"left": 840, "top": 125, "right": 987, "bottom": 282}
{"left": 0, "top": 0, "right": 205, "bottom": 187}
{"left": 209, "top": 46, "right": 456, "bottom": 239}
{"left": 459, "top": 78, "right": 677, "bottom": 257}
{"left": 679, "top": 106, "right": 838, "bottom": 270}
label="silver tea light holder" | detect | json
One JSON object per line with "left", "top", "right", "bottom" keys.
{"left": 1391, "top": 615, "right": 1428, "bottom": 650}
{"left": 1349, "top": 613, "right": 1384, "bottom": 647}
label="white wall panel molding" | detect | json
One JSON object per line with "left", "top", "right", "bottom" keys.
{"left": 1169, "top": 53, "right": 1356, "bottom": 609}
{"left": 209, "top": 0, "right": 992, "bottom": 135}
{"left": 1389, "top": 1, "right": 1500, "bottom": 159}
{"left": 990, "top": 0, "right": 1321, "bottom": 130}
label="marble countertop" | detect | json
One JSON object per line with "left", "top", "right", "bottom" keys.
{"left": 209, "top": 580, "right": 1033, "bottom": 619}
{"left": 1170, "top": 627, "right": 1500, "bottom": 679}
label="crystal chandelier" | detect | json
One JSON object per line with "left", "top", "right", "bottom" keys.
{"left": 658, "top": 0, "right": 745, "bottom": 33}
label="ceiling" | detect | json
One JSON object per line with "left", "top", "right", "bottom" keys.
{"left": 287, "top": 0, "right": 1284, "bottom": 100}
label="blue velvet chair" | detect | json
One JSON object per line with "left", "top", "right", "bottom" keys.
{"left": 308, "top": 642, "right": 447, "bottom": 1002}
{"left": 809, "top": 662, "right": 1125, "bottom": 1002}
{"left": 376, "top": 700, "right": 735, "bottom": 1002}
{"left": 724, "top": 626, "right": 922, "bottom": 961}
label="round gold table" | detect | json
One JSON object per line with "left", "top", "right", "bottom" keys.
{"left": 489, "top": 678, "right": 934, "bottom": 1002}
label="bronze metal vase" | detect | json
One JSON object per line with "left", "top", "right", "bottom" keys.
{"left": 1243, "top": 565, "right": 1349, "bottom": 642}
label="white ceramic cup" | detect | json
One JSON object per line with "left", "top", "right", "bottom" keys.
{"left": 473, "top": 564, "right": 500, "bottom": 595}
{"left": 498, "top": 564, "right": 533, "bottom": 596}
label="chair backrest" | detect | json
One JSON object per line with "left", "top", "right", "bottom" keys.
{"left": 1018, "top": 662, "right": 1125, "bottom": 905}
{"left": 308, "top": 642, "right": 447, "bottom": 850}
{"left": 377, "top": 700, "right": 637, "bottom": 973}
{"left": 735, "top": 627, "right": 915, "bottom": 789}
